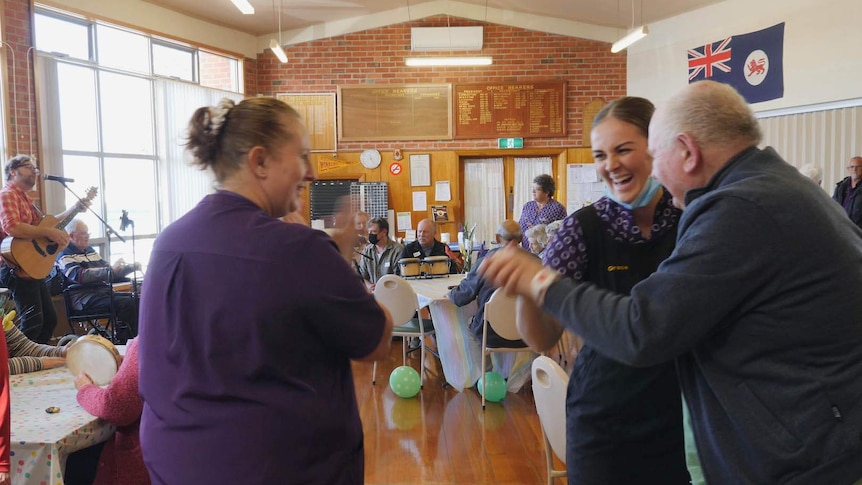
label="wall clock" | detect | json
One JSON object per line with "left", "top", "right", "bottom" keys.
{"left": 360, "top": 149, "right": 382, "bottom": 169}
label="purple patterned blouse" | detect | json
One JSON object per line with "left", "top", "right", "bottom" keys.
{"left": 541, "top": 191, "right": 681, "bottom": 280}
{"left": 518, "top": 199, "right": 567, "bottom": 248}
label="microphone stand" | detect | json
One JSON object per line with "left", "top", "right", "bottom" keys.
{"left": 119, "top": 210, "right": 140, "bottom": 308}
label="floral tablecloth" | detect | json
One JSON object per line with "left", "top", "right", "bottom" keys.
{"left": 9, "top": 367, "right": 116, "bottom": 485}
{"left": 407, "top": 275, "right": 535, "bottom": 392}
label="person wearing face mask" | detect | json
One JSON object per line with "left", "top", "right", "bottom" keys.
{"left": 357, "top": 217, "right": 403, "bottom": 291}
{"left": 515, "top": 96, "right": 689, "bottom": 484}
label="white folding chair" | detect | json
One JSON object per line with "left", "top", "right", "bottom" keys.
{"left": 480, "top": 287, "right": 532, "bottom": 409}
{"left": 531, "top": 356, "right": 568, "bottom": 485}
{"left": 372, "top": 275, "right": 435, "bottom": 387}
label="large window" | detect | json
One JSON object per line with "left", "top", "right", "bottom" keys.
{"left": 34, "top": 7, "right": 243, "bottom": 268}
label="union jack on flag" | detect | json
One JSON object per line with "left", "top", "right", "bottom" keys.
{"left": 686, "top": 23, "right": 784, "bottom": 104}
{"left": 687, "top": 37, "right": 732, "bottom": 81}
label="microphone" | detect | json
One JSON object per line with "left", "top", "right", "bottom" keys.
{"left": 42, "top": 174, "right": 75, "bottom": 183}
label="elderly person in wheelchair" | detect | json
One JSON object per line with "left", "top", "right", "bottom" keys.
{"left": 56, "top": 219, "right": 140, "bottom": 342}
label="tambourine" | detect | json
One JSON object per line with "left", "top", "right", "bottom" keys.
{"left": 398, "top": 258, "right": 421, "bottom": 277}
{"left": 422, "top": 256, "right": 450, "bottom": 276}
{"left": 66, "top": 335, "right": 122, "bottom": 386}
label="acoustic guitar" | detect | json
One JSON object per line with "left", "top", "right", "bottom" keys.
{"left": 0, "top": 187, "right": 98, "bottom": 280}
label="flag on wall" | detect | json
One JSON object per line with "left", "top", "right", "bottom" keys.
{"left": 687, "top": 23, "right": 785, "bottom": 103}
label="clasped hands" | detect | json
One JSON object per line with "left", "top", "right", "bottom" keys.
{"left": 478, "top": 245, "right": 546, "bottom": 299}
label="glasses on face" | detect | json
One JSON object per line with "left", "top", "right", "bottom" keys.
{"left": 18, "top": 164, "right": 38, "bottom": 172}
{"left": 848, "top": 165, "right": 862, "bottom": 171}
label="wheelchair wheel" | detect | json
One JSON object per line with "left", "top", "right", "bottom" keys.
{"left": 57, "top": 334, "right": 79, "bottom": 347}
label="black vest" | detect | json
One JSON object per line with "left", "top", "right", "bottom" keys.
{"left": 565, "top": 204, "right": 689, "bottom": 485}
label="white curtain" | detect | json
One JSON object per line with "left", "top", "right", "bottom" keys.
{"left": 513, "top": 157, "right": 553, "bottom": 221}
{"left": 154, "top": 79, "right": 243, "bottom": 225}
{"left": 464, "top": 158, "right": 505, "bottom": 246}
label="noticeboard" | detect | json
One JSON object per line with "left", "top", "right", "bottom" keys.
{"left": 337, "top": 84, "right": 453, "bottom": 141}
{"left": 453, "top": 82, "right": 566, "bottom": 139}
{"left": 277, "top": 93, "right": 337, "bottom": 152}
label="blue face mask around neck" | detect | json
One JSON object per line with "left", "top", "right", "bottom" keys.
{"left": 605, "top": 176, "right": 662, "bottom": 210}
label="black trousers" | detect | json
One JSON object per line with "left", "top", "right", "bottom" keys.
{"left": 79, "top": 292, "right": 138, "bottom": 341}
{"left": 0, "top": 264, "right": 57, "bottom": 344}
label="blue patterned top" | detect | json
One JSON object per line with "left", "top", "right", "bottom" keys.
{"left": 518, "top": 199, "right": 567, "bottom": 248}
{"left": 542, "top": 190, "right": 680, "bottom": 280}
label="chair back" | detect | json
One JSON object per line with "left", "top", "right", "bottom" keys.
{"left": 484, "top": 288, "right": 520, "bottom": 341}
{"left": 373, "top": 275, "right": 420, "bottom": 325}
{"left": 531, "top": 356, "right": 568, "bottom": 465}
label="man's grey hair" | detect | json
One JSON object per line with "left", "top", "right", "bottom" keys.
{"left": 656, "top": 81, "right": 762, "bottom": 152}
{"left": 798, "top": 163, "right": 823, "bottom": 185}
{"left": 496, "top": 220, "right": 522, "bottom": 242}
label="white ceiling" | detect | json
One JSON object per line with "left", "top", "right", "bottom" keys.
{"left": 142, "top": 0, "right": 727, "bottom": 38}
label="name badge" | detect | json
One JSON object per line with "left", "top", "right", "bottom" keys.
{"left": 384, "top": 262, "right": 390, "bottom": 268}
{"left": 413, "top": 251, "right": 421, "bottom": 257}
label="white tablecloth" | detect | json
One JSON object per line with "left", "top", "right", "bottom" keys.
{"left": 10, "top": 366, "right": 116, "bottom": 485}
{"left": 407, "top": 276, "right": 534, "bottom": 392}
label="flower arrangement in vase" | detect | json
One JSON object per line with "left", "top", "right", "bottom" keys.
{"left": 457, "top": 222, "right": 477, "bottom": 273}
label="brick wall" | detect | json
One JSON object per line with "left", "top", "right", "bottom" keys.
{"left": 255, "top": 15, "right": 627, "bottom": 151}
{"left": 2, "top": 5, "right": 626, "bottom": 156}
{"left": 3, "top": 0, "right": 37, "bottom": 158}
{"left": 199, "top": 51, "right": 236, "bottom": 92}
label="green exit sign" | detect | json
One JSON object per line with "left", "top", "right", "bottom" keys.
{"left": 498, "top": 137, "right": 524, "bottom": 149}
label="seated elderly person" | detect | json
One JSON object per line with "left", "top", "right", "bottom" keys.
{"left": 56, "top": 219, "right": 139, "bottom": 341}
{"left": 448, "top": 220, "right": 527, "bottom": 348}
{"left": 399, "top": 218, "right": 458, "bottom": 274}
{"left": 3, "top": 309, "right": 65, "bottom": 374}
{"left": 357, "top": 217, "right": 403, "bottom": 291}
{"left": 545, "top": 219, "right": 563, "bottom": 242}
{"left": 525, "top": 223, "right": 548, "bottom": 256}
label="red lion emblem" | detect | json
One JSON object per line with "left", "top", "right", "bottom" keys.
{"left": 747, "top": 58, "right": 766, "bottom": 77}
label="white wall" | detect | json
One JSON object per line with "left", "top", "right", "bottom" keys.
{"left": 627, "top": 0, "right": 862, "bottom": 112}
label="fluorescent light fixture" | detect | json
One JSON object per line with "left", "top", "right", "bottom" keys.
{"left": 405, "top": 56, "right": 493, "bottom": 67}
{"left": 611, "top": 25, "right": 649, "bottom": 53}
{"left": 270, "top": 39, "right": 288, "bottom": 63}
{"left": 230, "top": 0, "right": 255, "bottom": 15}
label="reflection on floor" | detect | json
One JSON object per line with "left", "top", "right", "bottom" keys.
{"left": 354, "top": 339, "right": 567, "bottom": 485}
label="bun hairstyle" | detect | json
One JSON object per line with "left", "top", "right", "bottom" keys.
{"left": 185, "top": 97, "right": 303, "bottom": 182}
{"left": 592, "top": 96, "right": 655, "bottom": 138}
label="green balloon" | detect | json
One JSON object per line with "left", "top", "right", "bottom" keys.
{"left": 389, "top": 365, "right": 421, "bottom": 399}
{"left": 478, "top": 371, "right": 507, "bottom": 402}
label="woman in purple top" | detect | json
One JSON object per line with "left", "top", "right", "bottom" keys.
{"left": 137, "top": 98, "right": 393, "bottom": 485}
{"left": 514, "top": 97, "right": 689, "bottom": 484}
{"left": 518, "top": 174, "right": 567, "bottom": 249}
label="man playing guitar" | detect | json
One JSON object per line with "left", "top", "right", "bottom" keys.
{"left": 0, "top": 155, "right": 86, "bottom": 343}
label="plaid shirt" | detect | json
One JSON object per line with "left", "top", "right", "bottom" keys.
{"left": 0, "top": 182, "right": 42, "bottom": 244}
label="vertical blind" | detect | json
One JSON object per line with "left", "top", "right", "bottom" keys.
{"left": 758, "top": 105, "right": 862, "bottom": 191}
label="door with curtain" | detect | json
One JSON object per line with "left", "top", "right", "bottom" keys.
{"left": 512, "top": 157, "right": 554, "bottom": 221}
{"left": 463, "top": 158, "right": 505, "bottom": 246}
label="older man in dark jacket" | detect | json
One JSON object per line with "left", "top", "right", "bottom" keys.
{"left": 832, "top": 155, "right": 862, "bottom": 230}
{"left": 482, "top": 81, "right": 862, "bottom": 484}
{"left": 448, "top": 220, "right": 527, "bottom": 347}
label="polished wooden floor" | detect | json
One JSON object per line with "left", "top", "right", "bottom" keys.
{"left": 353, "top": 342, "right": 567, "bottom": 485}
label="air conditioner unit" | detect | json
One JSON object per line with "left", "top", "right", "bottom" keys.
{"left": 411, "top": 26, "right": 484, "bottom": 52}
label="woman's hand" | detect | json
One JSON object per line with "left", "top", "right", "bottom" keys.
{"left": 0, "top": 471, "right": 9, "bottom": 485}
{"left": 330, "top": 196, "right": 360, "bottom": 261}
{"left": 74, "top": 372, "right": 94, "bottom": 390}
{"left": 41, "top": 357, "right": 66, "bottom": 370}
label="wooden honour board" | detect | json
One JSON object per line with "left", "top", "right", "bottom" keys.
{"left": 337, "top": 84, "right": 453, "bottom": 141}
{"left": 277, "top": 93, "right": 337, "bottom": 152}
{"left": 453, "top": 81, "right": 566, "bottom": 139}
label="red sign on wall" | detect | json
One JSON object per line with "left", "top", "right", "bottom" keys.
{"left": 389, "top": 162, "right": 403, "bottom": 176}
